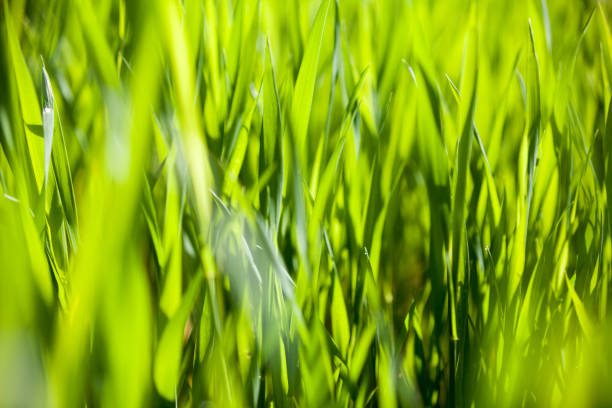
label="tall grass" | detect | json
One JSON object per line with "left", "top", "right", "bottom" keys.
{"left": 1, "top": 0, "right": 611, "bottom": 406}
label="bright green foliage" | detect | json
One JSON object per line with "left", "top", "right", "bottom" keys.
{"left": 1, "top": 0, "right": 612, "bottom": 407}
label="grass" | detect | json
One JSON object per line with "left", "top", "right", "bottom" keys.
{"left": 1, "top": 0, "right": 612, "bottom": 406}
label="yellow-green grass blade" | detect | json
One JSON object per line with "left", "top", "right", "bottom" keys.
{"left": 290, "top": 0, "right": 332, "bottom": 174}
{"left": 4, "top": 0, "right": 44, "bottom": 194}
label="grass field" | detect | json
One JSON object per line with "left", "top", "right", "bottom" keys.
{"left": 1, "top": 0, "right": 612, "bottom": 406}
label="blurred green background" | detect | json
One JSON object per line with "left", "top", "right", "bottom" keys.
{"left": 1, "top": 0, "right": 612, "bottom": 406}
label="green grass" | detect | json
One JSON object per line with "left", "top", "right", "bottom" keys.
{"left": 1, "top": 0, "right": 612, "bottom": 406}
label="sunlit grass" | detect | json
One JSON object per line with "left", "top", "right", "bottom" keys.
{"left": 1, "top": 0, "right": 611, "bottom": 406}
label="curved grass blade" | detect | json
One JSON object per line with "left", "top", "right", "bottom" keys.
{"left": 154, "top": 272, "right": 204, "bottom": 400}
{"left": 42, "top": 64, "right": 78, "bottom": 229}
{"left": 4, "top": 0, "right": 45, "bottom": 193}
{"left": 290, "top": 0, "right": 332, "bottom": 172}
{"left": 41, "top": 63, "right": 53, "bottom": 188}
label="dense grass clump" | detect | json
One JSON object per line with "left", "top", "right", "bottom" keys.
{"left": 1, "top": 0, "right": 612, "bottom": 406}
